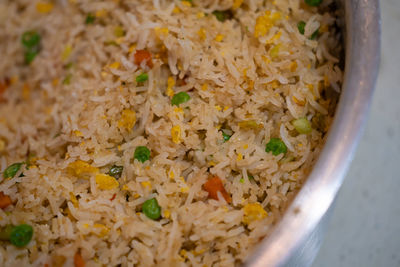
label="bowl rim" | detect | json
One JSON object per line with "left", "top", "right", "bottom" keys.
{"left": 245, "top": 1, "right": 381, "bottom": 266}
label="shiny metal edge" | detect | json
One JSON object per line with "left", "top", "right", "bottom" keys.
{"left": 245, "top": 0, "right": 381, "bottom": 266}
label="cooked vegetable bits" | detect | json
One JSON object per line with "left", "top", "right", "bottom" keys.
{"left": 134, "top": 146, "right": 151, "bottom": 163}
{"left": 0, "top": 0, "right": 342, "bottom": 264}
{"left": 3, "top": 162, "right": 23, "bottom": 179}
{"left": 171, "top": 92, "right": 191, "bottom": 106}
{"left": 142, "top": 198, "right": 161, "bottom": 220}
{"left": 265, "top": 138, "right": 287, "bottom": 156}
{"left": 10, "top": 224, "right": 33, "bottom": 247}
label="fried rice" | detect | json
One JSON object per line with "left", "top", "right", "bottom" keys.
{"left": 0, "top": 0, "right": 343, "bottom": 266}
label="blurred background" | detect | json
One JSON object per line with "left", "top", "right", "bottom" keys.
{"left": 312, "top": 0, "right": 400, "bottom": 266}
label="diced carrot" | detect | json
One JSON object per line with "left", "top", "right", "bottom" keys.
{"left": 134, "top": 50, "right": 153, "bottom": 68}
{"left": 0, "top": 192, "right": 12, "bottom": 209}
{"left": 74, "top": 252, "right": 85, "bottom": 267}
{"left": 203, "top": 176, "right": 231, "bottom": 203}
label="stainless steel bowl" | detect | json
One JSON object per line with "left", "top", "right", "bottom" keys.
{"left": 246, "top": 1, "right": 381, "bottom": 266}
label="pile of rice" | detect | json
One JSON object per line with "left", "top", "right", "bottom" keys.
{"left": 0, "top": 0, "right": 343, "bottom": 266}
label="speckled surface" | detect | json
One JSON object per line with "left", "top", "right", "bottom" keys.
{"left": 312, "top": 0, "right": 400, "bottom": 266}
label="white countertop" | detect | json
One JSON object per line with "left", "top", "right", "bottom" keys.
{"left": 312, "top": 0, "right": 400, "bottom": 266}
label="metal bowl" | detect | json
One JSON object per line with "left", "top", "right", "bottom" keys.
{"left": 246, "top": 1, "right": 381, "bottom": 266}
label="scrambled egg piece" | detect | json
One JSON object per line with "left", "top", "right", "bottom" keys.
{"left": 233, "top": 0, "right": 244, "bottom": 9}
{"left": 69, "top": 192, "right": 79, "bottom": 207}
{"left": 141, "top": 181, "right": 152, "bottom": 189}
{"left": 61, "top": 45, "right": 72, "bottom": 62}
{"left": 68, "top": 160, "right": 99, "bottom": 179}
{"left": 154, "top": 27, "right": 169, "bottom": 37}
{"left": 0, "top": 139, "right": 6, "bottom": 152}
{"left": 109, "top": 61, "right": 120, "bottom": 69}
{"left": 197, "top": 28, "right": 206, "bottom": 40}
{"left": 163, "top": 210, "right": 171, "bottom": 219}
{"left": 93, "top": 223, "right": 110, "bottom": 238}
{"left": 254, "top": 11, "right": 281, "bottom": 38}
{"left": 166, "top": 76, "right": 175, "bottom": 97}
{"left": 242, "top": 203, "right": 268, "bottom": 224}
{"left": 36, "top": 2, "right": 54, "bottom": 13}
{"left": 73, "top": 130, "right": 84, "bottom": 137}
{"left": 95, "top": 9, "right": 107, "bottom": 17}
{"left": 95, "top": 174, "right": 119, "bottom": 190}
{"left": 215, "top": 34, "right": 225, "bottom": 42}
{"left": 117, "top": 109, "right": 136, "bottom": 131}
{"left": 171, "top": 125, "right": 181, "bottom": 144}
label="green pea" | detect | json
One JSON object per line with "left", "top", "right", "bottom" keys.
{"left": 3, "top": 163, "right": 23, "bottom": 179}
{"left": 297, "top": 21, "right": 306, "bottom": 35}
{"left": 171, "top": 92, "right": 190, "bottom": 106}
{"left": 134, "top": 146, "right": 151, "bottom": 163}
{"left": 136, "top": 73, "right": 149, "bottom": 83}
{"left": 222, "top": 132, "right": 231, "bottom": 142}
{"left": 10, "top": 224, "right": 33, "bottom": 247}
{"left": 142, "top": 198, "right": 161, "bottom": 220}
{"left": 21, "top": 31, "right": 41, "bottom": 48}
{"left": 305, "top": 0, "right": 323, "bottom": 6}
{"left": 292, "top": 117, "right": 312, "bottom": 134}
{"left": 85, "top": 14, "right": 95, "bottom": 24}
{"left": 265, "top": 138, "right": 287, "bottom": 156}
{"left": 108, "top": 165, "right": 123, "bottom": 179}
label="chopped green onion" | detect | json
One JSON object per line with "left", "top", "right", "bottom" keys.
{"left": 0, "top": 225, "right": 14, "bottom": 241}
{"left": 10, "top": 224, "right": 33, "bottom": 247}
{"left": 265, "top": 138, "right": 287, "bottom": 156}
{"left": 108, "top": 165, "right": 123, "bottom": 179}
{"left": 312, "top": 113, "right": 326, "bottom": 132}
{"left": 305, "top": 0, "right": 323, "bottom": 7}
{"left": 134, "top": 146, "right": 151, "bottom": 163}
{"left": 181, "top": 0, "right": 193, "bottom": 3}
{"left": 142, "top": 198, "right": 161, "bottom": 220}
{"left": 21, "top": 31, "right": 41, "bottom": 64}
{"left": 114, "top": 26, "right": 125, "bottom": 37}
{"left": 171, "top": 92, "right": 190, "bottom": 106}
{"left": 238, "top": 120, "right": 262, "bottom": 130}
{"left": 222, "top": 132, "right": 231, "bottom": 142}
{"left": 239, "top": 178, "right": 244, "bottom": 183}
{"left": 269, "top": 44, "right": 281, "bottom": 58}
{"left": 104, "top": 40, "right": 120, "bottom": 47}
{"left": 136, "top": 73, "right": 149, "bottom": 83}
{"left": 310, "top": 28, "right": 319, "bottom": 40}
{"left": 64, "top": 62, "right": 74, "bottom": 69}
{"left": 297, "top": 21, "right": 306, "bottom": 35}
{"left": 62, "top": 74, "right": 72, "bottom": 85}
{"left": 21, "top": 31, "right": 41, "bottom": 48}
{"left": 212, "top": 10, "right": 231, "bottom": 22}
{"left": 292, "top": 117, "right": 312, "bottom": 134}
{"left": 3, "top": 163, "right": 23, "bottom": 179}
{"left": 85, "top": 14, "right": 96, "bottom": 24}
